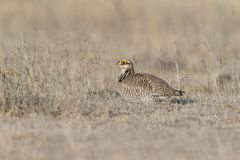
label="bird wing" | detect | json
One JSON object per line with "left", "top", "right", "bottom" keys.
{"left": 120, "top": 73, "right": 174, "bottom": 97}
{"left": 142, "top": 73, "right": 175, "bottom": 96}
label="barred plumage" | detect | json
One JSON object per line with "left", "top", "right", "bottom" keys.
{"left": 116, "top": 59, "right": 184, "bottom": 102}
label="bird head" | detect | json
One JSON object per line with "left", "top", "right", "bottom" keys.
{"left": 116, "top": 59, "right": 134, "bottom": 74}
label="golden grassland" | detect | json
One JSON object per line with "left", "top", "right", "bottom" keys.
{"left": 0, "top": 0, "right": 240, "bottom": 159}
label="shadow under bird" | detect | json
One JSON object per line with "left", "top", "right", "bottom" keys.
{"left": 116, "top": 59, "right": 185, "bottom": 103}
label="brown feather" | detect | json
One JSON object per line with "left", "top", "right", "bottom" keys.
{"left": 116, "top": 59, "right": 184, "bottom": 102}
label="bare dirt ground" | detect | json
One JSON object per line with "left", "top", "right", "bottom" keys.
{"left": 0, "top": 0, "right": 240, "bottom": 159}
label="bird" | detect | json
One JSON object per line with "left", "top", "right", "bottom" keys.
{"left": 116, "top": 59, "right": 185, "bottom": 103}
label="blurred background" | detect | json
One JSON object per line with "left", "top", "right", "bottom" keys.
{"left": 0, "top": 0, "right": 239, "bottom": 94}
{"left": 0, "top": 1, "right": 240, "bottom": 160}
{"left": 1, "top": 0, "right": 240, "bottom": 54}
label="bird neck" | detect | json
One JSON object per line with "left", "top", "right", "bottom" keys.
{"left": 118, "top": 67, "right": 134, "bottom": 82}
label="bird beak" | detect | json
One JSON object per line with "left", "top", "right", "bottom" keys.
{"left": 116, "top": 61, "right": 120, "bottom": 65}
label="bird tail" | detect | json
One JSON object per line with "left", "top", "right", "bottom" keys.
{"left": 174, "top": 90, "right": 185, "bottom": 96}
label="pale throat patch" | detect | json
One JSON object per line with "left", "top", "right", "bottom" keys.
{"left": 121, "top": 66, "right": 128, "bottom": 74}
{"left": 121, "top": 69, "right": 126, "bottom": 74}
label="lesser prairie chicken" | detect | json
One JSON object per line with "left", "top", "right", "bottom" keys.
{"left": 116, "top": 59, "right": 184, "bottom": 102}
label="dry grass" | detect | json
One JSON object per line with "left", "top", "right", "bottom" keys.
{"left": 0, "top": 0, "right": 240, "bottom": 159}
